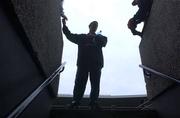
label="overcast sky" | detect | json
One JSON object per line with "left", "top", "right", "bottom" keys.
{"left": 58, "top": 0, "right": 146, "bottom": 96}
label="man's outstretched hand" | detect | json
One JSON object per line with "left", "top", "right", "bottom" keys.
{"left": 62, "top": 14, "right": 68, "bottom": 21}
{"left": 62, "top": 18, "right": 66, "bottom": 25}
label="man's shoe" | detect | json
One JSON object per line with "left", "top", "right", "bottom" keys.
{"left": 67, "top": 101, "right": 80, "bottom": 109}
{"left": 89, "top": 102, "right": 101, "bottom": 110}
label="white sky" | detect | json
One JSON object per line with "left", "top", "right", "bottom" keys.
{"left": 58, "top": 0, "right": 146, "bottom": 96}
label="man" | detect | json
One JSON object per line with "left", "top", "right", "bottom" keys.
{"left": 62, "top": 19, "right": 107, "bottom": 109}
{"left": 128, "top": 0, "right": 153, "bottom": 37}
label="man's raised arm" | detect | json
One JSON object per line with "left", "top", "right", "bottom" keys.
{"left": 62, "top": 19, "right": 81, "bottom": 44}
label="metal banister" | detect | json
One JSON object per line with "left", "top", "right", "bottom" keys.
{"left": 139, "top": 64, "right": 180, "bottom": 84}
{"left": 7, "top": 62, "right": 66, "bottom": 118}
{"left": 137, "top": 64, "right": 179, "bottom": 109}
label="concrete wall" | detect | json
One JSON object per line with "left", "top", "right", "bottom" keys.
{"left": 0, "top": 3, "right": 50, "bottom": 117}
{"left": 0, "top": 0, "right": 64, "bottom": 117}
{"left": 139, "top": 0, "right": 180, "bottom": 98}
{"left": 11, "top": 0, "right": 63, "bottom": 77}
{"left": 139, "top": 0, "right": 180, "bottom": 117}
{"left": 152, "top": 84, "right": 180, "bottom": 118}
{"left": 10, "top": 0, "right": 64, "bottom": 96}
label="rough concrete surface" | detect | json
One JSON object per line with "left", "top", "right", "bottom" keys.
{"left": 139, "top": 0, "right": 180, "bottom": 98}
{"left": 11, "top": 0, "right": 64, "bottom": 76}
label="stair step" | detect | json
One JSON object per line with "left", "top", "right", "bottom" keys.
{"left": 50, "top": 106, "right": 158, "bottom": 118}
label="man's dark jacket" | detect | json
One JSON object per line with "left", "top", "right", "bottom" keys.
{"left": 63, "top": 25, "right": 107, "bottom": 69}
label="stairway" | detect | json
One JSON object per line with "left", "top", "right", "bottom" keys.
{"left": 50, "top": 106, "right": 158, "bottom": 118}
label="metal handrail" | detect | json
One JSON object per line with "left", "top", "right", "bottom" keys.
{"left": 7, "top": 62, "right": 66, "bottom": 118}
{"left": 137, "top": 64, "right": 180, "bottom": 109}
{"left": 139, "top": 64, "right": 180, "bottom": 84}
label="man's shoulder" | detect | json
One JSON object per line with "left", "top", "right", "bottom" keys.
{"left": 96, "top": 34, "right": 107, "bottom": 39}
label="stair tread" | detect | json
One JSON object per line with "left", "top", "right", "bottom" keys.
{"left": 52, "top": 105, "right": 154, "bottom": 111}
{"left": 51, "top": 105, "right": 158, "bottom": 118}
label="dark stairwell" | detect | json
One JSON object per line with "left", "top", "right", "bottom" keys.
{"left": 1, "top": 0, "right": 180, "bottom": 118}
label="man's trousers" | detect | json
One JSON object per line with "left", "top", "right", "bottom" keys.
{"left": 73, "top": 67, "right": 101, "bottom": 104}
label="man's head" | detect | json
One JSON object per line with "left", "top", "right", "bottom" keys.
{"left": 132, "top": 0, "right": 140, "bottom": 6}
{"left": 89, "top": 21, "right": 98, "bottom": 33}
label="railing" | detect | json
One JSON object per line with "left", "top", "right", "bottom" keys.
{"left": 137, "top": 64, "right": 179, "bottom": 109}
{"left": 6, "top": 62, "right": 66, "bottom": 118}
{"left": 139, "top": 64, "right": 180, "bottom": 84}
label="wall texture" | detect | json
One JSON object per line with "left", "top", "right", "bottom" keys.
{"left": 10, "top": 0, "right": 64, "bottom": 97}
{"left": 139, "top": 0, "right": 180, "bottom": 98}
{"left": 152, "top": 85, "right": 180, "bottom": 118}
{"left": 0, "top": 0, "right": 64, "bottom": 117}
{"left": 0, "top": 2, "right": 51, "bottom": 117}
{"left": 11, "top": 0, "right": 64, "bottom": 76}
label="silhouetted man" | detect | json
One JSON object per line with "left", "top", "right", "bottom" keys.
{"left": 128, "top": 0, "right": 153, "bottom": 37}
{"left": 62, "top": 19, "right": 107, "bottom": 109}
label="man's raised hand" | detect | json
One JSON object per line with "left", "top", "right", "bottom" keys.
{"left": 62, "top": 18, "right": 66, "bottom": 25}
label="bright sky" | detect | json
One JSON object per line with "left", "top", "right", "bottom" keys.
{"left": 58, "top": 0, "right": 146, "bottom": 96}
